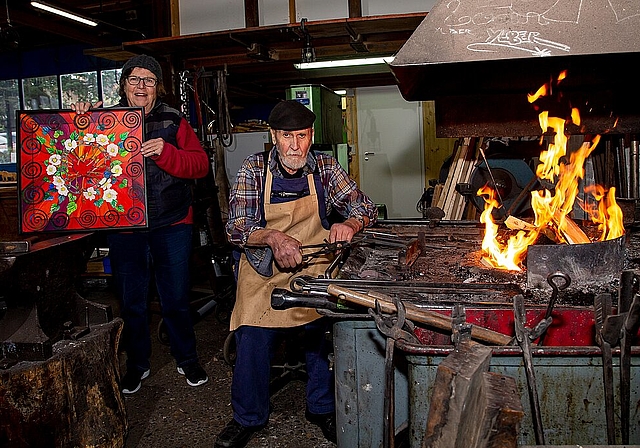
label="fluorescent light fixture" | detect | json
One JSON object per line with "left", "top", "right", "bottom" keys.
{"left": 294, "top": 56, "right": 394, "bottom": 70}
{"left": 333, "top": 89, "right": 347, "bottom": 95}
{"left": 31, "top": 2, "right": 98, "bottom": 27}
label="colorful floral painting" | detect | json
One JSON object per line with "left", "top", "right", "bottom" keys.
{"left": 17, "top": 108, "right": 147, "bottom": 233}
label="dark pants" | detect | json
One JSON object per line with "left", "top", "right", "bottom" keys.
{"left": 231, "top": 321, "right": 335, "bottom": 427}
{"left": 108, "top": 224, "right": 198, "bottom": 373}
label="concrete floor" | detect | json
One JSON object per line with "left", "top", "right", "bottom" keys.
{"left": 81, "top": 278, "right": 336, "bottom": 448}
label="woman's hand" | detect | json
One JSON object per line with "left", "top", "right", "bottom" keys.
{"left": 70, "top": 101, "right": 103, "bottom": 114}
{"left": 141, "top": 137, "right": 165, "bottom": 158}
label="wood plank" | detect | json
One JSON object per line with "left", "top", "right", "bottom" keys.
{"left": 422, "top": 340, "right": 493, "bottom": 447}
{"left": 434, "top": 142, "right": 458, "bottom": 211}
{"left": 552, "top": 210, "right": 591, "bottom": 244}
{"left": 452, "top": 138, "right": 479, "bottom": 219}
{"left": 448, "top": 139, "right": 469, "bottom": 217}
{"left": 439, "top": 138, "right": 467, "bottom": 217}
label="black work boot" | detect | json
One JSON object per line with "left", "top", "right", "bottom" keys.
{"left": 305, "top": 410, "right": 337, "bottom": 443}
{"left": 214, "top": 419, "right": 265, "bottom": 448}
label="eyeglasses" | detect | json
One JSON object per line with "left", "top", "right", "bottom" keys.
{"left": 126, "top": 76, "right": 158, "bottom": 87}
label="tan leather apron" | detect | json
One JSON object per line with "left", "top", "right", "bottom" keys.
{"left": 230, "top": 163, "right": 332, "bottom": 331}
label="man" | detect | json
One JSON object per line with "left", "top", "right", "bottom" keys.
{"left": 216, "top": 100, "right": 378, "bottom": 447}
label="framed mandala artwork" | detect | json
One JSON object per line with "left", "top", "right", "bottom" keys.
{"left": 16, "top": 108, "right": 147, "bottom": 233}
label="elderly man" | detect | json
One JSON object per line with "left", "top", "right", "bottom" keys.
{"left": 216, "top": 100, "right": 378, "bottom": 447}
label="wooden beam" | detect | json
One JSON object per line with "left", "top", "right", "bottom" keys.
{"left": 153, "top": 0, "right": 174, "bottom": 38}
{"left": 244, "top": 0, "right": 259, "bottom": 28}
{"left": 170, "top": 0, "right": 180, "bottom": 36}
{"left": 289, "top": 0, "right": 296, "bottom": 23}
{"left": 348, "top": 0, "right": 362, "bottom": 18}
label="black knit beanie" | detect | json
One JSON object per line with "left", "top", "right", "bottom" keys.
{"left": 121, "top": 54, "right": 162, "bottom": 81}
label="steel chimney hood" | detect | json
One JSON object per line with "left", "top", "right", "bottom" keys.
{"left": 390, "top": 1, "right": 640, "bottom": 137}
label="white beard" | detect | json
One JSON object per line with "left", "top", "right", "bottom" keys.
{"left": 280, "top": 153, "right": 306, "bottom": 171}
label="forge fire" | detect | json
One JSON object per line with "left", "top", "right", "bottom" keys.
{"left": 478, "top": 71, "right": 625, "bottom": 271}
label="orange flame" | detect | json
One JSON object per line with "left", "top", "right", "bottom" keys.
{"left": 479, "top": 72, "right": 625, "bottom": 271}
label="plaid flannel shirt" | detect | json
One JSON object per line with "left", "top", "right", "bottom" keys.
{"left": 226, "top": 147, "right": 378, "bottom": 274}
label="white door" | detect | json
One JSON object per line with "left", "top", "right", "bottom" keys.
{"left": 357, "top": 85, "right": 425, "bottom": 218}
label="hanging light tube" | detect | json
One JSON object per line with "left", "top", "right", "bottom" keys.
{"left": 294, "top": 56, "right": 394, "bottom": 70}
{"left": 31, "top": 2, "right": 98, "bottom": 27}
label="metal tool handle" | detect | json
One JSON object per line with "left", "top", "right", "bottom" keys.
{"left": 544, "top": 271, "right": 571, "bottom": 320}
{"left": 621, "top": 292, "right": 640, "bottom": 443}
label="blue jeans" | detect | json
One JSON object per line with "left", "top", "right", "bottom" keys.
{"left": 108, "top": 224, "right": 198, "bottom": 373}
{"left": 231, "top": 321, "right": 335, "bottom": 427}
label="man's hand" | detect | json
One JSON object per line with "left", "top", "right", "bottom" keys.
{"left": 248, "top": 229, "right": 303, "bottom": 269}
{"left": 329, "top": 218, "right": 361, "bottom": 243}
{"left": 270, "top": 233, "right": 303, "bottom": 269}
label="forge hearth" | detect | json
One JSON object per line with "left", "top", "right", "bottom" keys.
{"left": 340, "top": 220, "right": 633, "bottom": 307}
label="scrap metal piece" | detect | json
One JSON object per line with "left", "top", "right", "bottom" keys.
{"left": 1, "top": 306, "right": 52, "bottom": 363}
{"left": 0, "top": 241, "right": 30, "bottom": 254}
{"left": 404, "top": 238, "right": 421, "bottom": 267}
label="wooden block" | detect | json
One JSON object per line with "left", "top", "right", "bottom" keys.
{"left": 422, "top": 340, "right": 493, "bottom": 448}
{"left": 552, "top": 210, "right": 590, "bottom": 244}
{"left": 422, "top": 342, "right": 523, "bottom": 448}
{"left": 479, "top": 372, "right": 524, "bottom": 448}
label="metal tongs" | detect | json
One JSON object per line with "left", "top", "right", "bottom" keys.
{"left": 597, "top": 270, "right": 640, "bottom": 444}
{"left": 513, "top": 294, "right": 551, "bottom": 445}
{"left": 300, "top": 240, "right": 351, "bottom": 262}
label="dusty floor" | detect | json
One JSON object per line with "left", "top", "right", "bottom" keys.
{"left": 82, "top": 279, "right": 336, "bottom": 448}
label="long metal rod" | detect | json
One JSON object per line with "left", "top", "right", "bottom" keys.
{"left": 291, "top": 275, "right": 520, "bottom": 293}
{"left": 594, "top": 293, "right": 616, "bottom": 445}
{"left": 514, "top": 295, "right": 545, "bottom": 445}
{"left": 631, "top": 139, "right": 639, "bottom": 198}
{"left": 478, "top": 145, "right": 505, "bottom": 209}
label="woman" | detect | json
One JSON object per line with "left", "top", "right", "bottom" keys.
{"left": 73, "top": 54, "right": 210, "bottom": 394}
